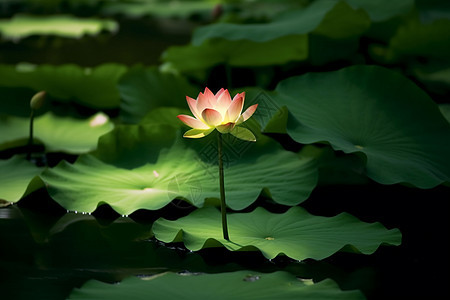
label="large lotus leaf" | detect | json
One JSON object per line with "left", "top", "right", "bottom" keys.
{"left": 0, "top": 112, "right": 113, "bottom": 153}
{"left": 69, "top": 271, "right": 365, "bottom": 300}
{"left": 153, "top": 206, "right": 401, "bottom": 260}
{"left": 412, "top": 63, "right": 450, "bottom": 95}
{"left": 345, "top": 0, "right": 414, "bottom": 21}
{"left": 192, "top": 0, "right": 369, "bottom": 45}
{"left": 94, "top": 107, "right": 199, "bottom": 169}
{"left": 118, "top": 66, "right": 198, "bottom": 123}
{"left": 0, "top": 63, "right": 127, "bottom": 109}
{"left": 163, "top": 0, "right": 369, "bottom": 72}
{"left": 93, "top": 123, "right": 179, "bottom": 169}
{"left": 162, "top": 35, "right": 308, "bottom": 71}
{"left": 102, "top": 1, "right": 216, "bottom": 18}
{"left": 0, "top": 156, "right": 44, "bottom": 202}
{"left": 440, "top": 104, "right": 450, "bottom": 123}
{"left": 40, "top": 145, "right": 318, "bottom": 215}
{"left": 268, "top": 65, "right": 450, "bottom": 188}
{"left": 388, "top": 18, "right": 450, "bottom": 61}
{"left": 0, "top": 14, "right": 118, "bottom": 40}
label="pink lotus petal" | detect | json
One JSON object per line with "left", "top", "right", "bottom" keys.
{"left": 236, "top": 103, "right": 258, "bottom": 125}
{"left": 216, "top": 122, "right": 235, "bottom": 133}
{"left": 201, "top": 108, "right": 223, "bottom": 127}
{"left": 225, "top": 92, "right": 244, "bottom": 123}
{"left": 186, "top": 96, "right": 201, "bottom": 120}
{"left": 216, "top": 89, "right": 232, "bottom": 115}
{"left": 177, "top": 114, "right": 210, "bottom": 129}
{"left": 232, "top": 91, "right": 245, "bottom": 102}
{"left": 197, "top": 88, "right": 215, "bottom": 114}
{"left": 183, "top": 128, "right": 214, "bottom": 139}
{"left": 215, "top": 88, "right": 225, "bottom": 97}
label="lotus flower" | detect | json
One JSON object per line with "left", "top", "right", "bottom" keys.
{"left": 178, "top": 88, "right": 258, "bottom": 141}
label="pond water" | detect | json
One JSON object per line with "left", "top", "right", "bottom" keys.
{"left": 1, "top": 184, "right": 448, "bottom": 299}
{"left": 1, "top": 7, "right": 449, "bottom": 300}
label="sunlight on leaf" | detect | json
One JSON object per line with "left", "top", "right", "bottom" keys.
{"left": 70, "top": 270, "right": 365, "bottom": 300}
{"left": 153, "top": 206, "right": 401, "bottom": 260}
{"left": 0, "top": 156, "right": 44, "bottom": 202}
{"left": 69, "top": 271, "right": 365, "bottom": 300}
{"left": 0, "top": 112, "right": 114, "bottom": 154}
{"left": 41, "top": 144, "right": 318, "bottom": 215}
{"left": 267, "top": 65, "right": 450, "bottom": 188}
{"left": 0, "top": 14, "right": 118, "bottom": 41}
{"left": 102, "top": 1, "right": 217, "bottom": 18}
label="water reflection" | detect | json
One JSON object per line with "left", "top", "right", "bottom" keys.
{"left": 0, "top": 204, "right": 376, "bottom": 300}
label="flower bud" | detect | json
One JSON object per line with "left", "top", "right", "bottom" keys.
{"left": 30, "top": 91, "right": 46, "bottom": 110}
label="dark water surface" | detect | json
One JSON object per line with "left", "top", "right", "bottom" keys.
{"left": 0, "top": 13, "right": 449, "bottom": 300}
{"left": 1, "top": 184, "right": 448, "bottom": 300}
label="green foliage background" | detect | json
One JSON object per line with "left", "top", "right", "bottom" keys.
{"left": 0, "top": 1, "right": 449, "bottom": 299}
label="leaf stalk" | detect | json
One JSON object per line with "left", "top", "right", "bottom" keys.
{"left": 217, "top": 132, "right": 230, "bottom": 240}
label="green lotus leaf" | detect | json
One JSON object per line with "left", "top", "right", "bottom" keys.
{"left": 102, "top": 1, "right": 216, "bottom": 18}
{"left": 412, "top": 63, "right": 450, "bottom": 95}
{"left": 118, "top": 66, "right": 198, "bottom": 123}
{"left": 0, "top": 112, "right": 114, "bottom": 154}
{"left": 268, "top": 65, "right": 450, "bottom": 188}
{"left": 440, "top": 104, "right": 450, "bottom": 123}
{"left": 345, "top": 0, "right": 414, "bottom": 21}
{"left": 299, "top": 145, "right": 368, "bottom": 186}
{"left": 0, "top": 156, "right": 44, "bottom": 202}
{"left": 153, "top": 206, "right": 401, "bottom": 260}
{"left": 192, "top": 0, "right": 369, "bottom": 45}
{"left": 69, "top": 271, "right": 366, "bottom": 300}
{"left": 0, "top": 14, "right": 118, "bottom": 40}
{"left": 94, "top": 107, "right": 188, "bottom": 168}
{"left": 163, "top": 0, "right": 370, "bottom": 72}
{"left": 40, "top": 144, "right": 318, "bottom": 215}
{"left": 162, "top": 35, "right": 308, "bottom": 71}
{"left": 374, "top": 18, "right": 450, "bottom": 63}
{"left": 0, "top": 63, "right": 127, "bottom": 109}
{"left": 93, "top": 123, "right": 179, "bottom": 169}
{"left": 390, "top": 18, "right": 450, "bottom": 60}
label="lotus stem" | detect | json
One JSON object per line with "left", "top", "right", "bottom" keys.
{"left": 27, "top": 91, "right": 46, "bottom": 161}
{"left": 217, "top": 132, "right": 230, "bottom": 240}
{"left": 26, "top": 109, "right": 35, "bottom": 160}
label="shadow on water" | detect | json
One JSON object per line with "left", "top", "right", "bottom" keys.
{"left": 1, "top": 182, "right": 449, "bottom": 300}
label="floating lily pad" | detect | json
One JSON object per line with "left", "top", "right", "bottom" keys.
{"left": 0, "top": 156, "right": 43, "bottom": 202}
{"left": 268, "top": 65, "right": 450, "bottom": 188}
{"left": 153, "top": 206, "right": 401, "bottom": 260}
{"left": 0, "top": 14, "right": 118, "bottom": 41}
{"left": 0, "top": 63, "right": 127, "bottom": 109}
{"left": 40, "top": 145, "right": 318, "bottom": 215}
{"left": 0, "top": 112, "right": 114, "bottom": 154}
{"left": 69, "top": 270, "right": 365, "bottom": 300}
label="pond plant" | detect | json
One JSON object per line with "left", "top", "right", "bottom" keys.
{"left": 27, "top": 90, "right": 45, "bottom": 160}
{"left": 178, "top": 87, "right": 258, "bottom": 239}
{"left": 0, "top": 1, "right": 449, "bottom": 300}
